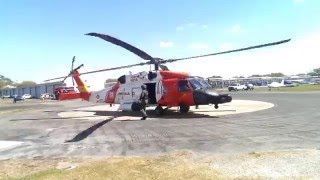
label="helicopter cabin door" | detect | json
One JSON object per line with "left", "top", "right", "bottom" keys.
{"left": 145, "top": 83, "right": 157, "bottom": 104}
{"left": 155, "top": 80, "right": 164, "bottom": 103}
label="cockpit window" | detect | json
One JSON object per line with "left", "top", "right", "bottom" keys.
{"left": 196, "top": 78, "right": 211, "bottom": 88}
{"left": 178, "top": 80, "right": 191, "bottom": 92}
{"left": 188, "top": 78, "right": 202, "bottom": 90}
{"left": 188, "top": 77, "right": 211, "bottom": 90}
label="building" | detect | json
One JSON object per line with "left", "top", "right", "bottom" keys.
{"left": 208, "top": 76, "right": 286, "bottom": 88}
{"left": 0, "top": 81, "right": 65, "bottom": 98}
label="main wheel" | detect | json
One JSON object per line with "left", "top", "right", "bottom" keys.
{"left": 155, "top": 106, "right": 164, "bottom": 116}
{"left": 179, "top": 105, "right": 190, "bottom": 113}
{"left": 214, "top": 104, "right": 219, "bottom": 109}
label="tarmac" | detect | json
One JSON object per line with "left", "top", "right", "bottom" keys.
{"left": 0, "top": 91, "right": 319, "bottom": 160}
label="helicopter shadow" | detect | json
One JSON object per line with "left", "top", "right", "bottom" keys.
{"left": 65, "top": 117, "right": 114, "bottom": 143}
{"left": 9, "top": 115, "right": 97, "bottom": 122}
{"left": 73, "top": 109, "right": 219, "bottom": 119}
{"left": 193, "top": 109, "right": 236, "bottom": 112}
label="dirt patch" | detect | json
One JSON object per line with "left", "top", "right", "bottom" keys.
{"left": 200, "top": 149, "right": 320, "bottom": 179}
{"left": 0, "top": 157, "right": 84, "bottom": 179}
{"left": 1, "top": 152, "right": 222, "bottom": 180}
{"left": 1, "top": 149, "right": 319, "bottom": 179}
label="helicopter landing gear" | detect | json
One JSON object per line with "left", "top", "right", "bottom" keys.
{"left": 155, "top": 106, "right": 164, "bottom": 116}
{"left": 214, "top": 104, "right": 219, "bottom": 109}
{"left": 179, "top": 105, "right": 190, "bottom": 113}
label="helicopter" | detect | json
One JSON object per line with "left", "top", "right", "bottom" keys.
{"left": 45, "top": 33, "right": 290, "bottom": 115}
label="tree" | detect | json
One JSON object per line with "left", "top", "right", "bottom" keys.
{"left": 210, "top": 75, "right": 222, "bottom": 78}
{"left": 14, "top": 81, "right": 37, "bottom": 87}
{"left": 267, "top": 73, "right": 285, "bottom": 77}
{"left": 307, "top": 68, "right": 320, "bottom": 76}
{"left": 232, "top": 76, "right": 245, "bottom": 78}
{"left": 0, "top": 74, "right": 13, "bottom": 88}
{"left": 249, "top": 74, "right": 263, "bottom": 77}
{"left": 296, "top": 73, "right": 306, "bottom": 76}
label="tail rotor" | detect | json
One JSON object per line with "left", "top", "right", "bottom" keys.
{"left": 44, "top": 56, "right": 84, "bottom": 83}
{"left": 71, "top": 56, "right": 75, "bottom": 86}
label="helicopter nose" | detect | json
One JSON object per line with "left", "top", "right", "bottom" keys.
{"left": 217, "top": 94, "right": 232, "bottom": 103}
{"left": 206, "top": 92, "right": 232, "bottom": 104}
{"left": 193, "top": 91, "right": 232, "bottom": 105}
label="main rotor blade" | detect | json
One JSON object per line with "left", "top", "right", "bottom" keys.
{"left": 86, "top": 32, "right": 155, "bottom": 63}
{"left": 44, "top": 61, "right": 151, "bottom": 82}
{"left": 44, "top": 75, "right": 70, "bottom": 82}
{"left": 159, "top": 64, "right": 169, "bottom": 71}
{"left": 44, "top": 71, "right": 73, "bottom": 82}
{"left": 163, "top": 39, "right": 291, "bottom": 63}
{"left": 80, "top": 62, "right": 151, "bottom": 75}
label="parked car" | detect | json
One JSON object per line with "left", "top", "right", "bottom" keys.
{"left": 309, "top": 81, "right": 320, "bottom": 85}
{"left": 22, "top": 94, "right": 32, "bottom": 99}
{"left": 40, "top": 93, "right": 54, "bottom": 99}
{"left": 13, "top": 95, "right": 24, "bottom": 102}
{"left": 1, "top": 95, "right": 10, "bottom": 99}
{"left": 228, "top": 83, "right": 246, "bottom": 91}
{"left": 244, "top": 83, "right": 254, "bottom": 90}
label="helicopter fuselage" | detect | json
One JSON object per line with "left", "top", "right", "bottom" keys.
{"left": 74, "top": 70, "right": 232, "bottom": 113}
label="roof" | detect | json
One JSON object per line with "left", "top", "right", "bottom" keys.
{"left": 1, "top": 85, "right": 16, "bottom": 89}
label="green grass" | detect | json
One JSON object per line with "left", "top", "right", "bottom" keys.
{"left": 254, "top": 84, "right": 320, "bottom": 92}
{"left": 6, "top": 153, "right": 224, "bottom": 180}
{"left": 218, "top": 84, "right": 320, "bottom": 92}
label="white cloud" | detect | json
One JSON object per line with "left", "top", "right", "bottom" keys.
{"left": 186, "top": 23, "right": 195, "bottom": 27}
{"left": 176, "top": 23, "right": 196, "bottom": 31}
{"left": 159, "top": 41, "right": 174, "bottom": 48}
{"left": 202, "top": 25, "right": 208, "bottom": 29}
{"left": 188, "top": 43, "right": 209, "bottom": 50}
{"left": 168, "top": 29, "right": 320, "bottom": 78}
{"left": 176, "top": 26, "right": 184, "bottom": 31}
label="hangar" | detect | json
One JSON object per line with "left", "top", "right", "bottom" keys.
{"left": 0, "top": 81, "right": 65, "bottom": 98}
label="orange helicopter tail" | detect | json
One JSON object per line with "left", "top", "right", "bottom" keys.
{"left": 72, "top": 70, "right": 91, "bottom": 101}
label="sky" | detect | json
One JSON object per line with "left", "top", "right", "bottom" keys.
{"left": 1, "top": 0, "right": 320, "bottom": 90}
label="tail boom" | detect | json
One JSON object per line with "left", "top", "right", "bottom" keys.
{"left": 73, "top": 70, "right": 91, "bottom": 101}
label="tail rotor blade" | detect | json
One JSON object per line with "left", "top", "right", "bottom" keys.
{"left": 71, "top": 56, "right": 76, "bottom": 86}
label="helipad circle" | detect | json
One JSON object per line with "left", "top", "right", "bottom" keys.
{"left": 58, "top": 100, "right": 274, "bottom": 121}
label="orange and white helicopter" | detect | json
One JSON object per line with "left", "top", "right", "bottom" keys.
{"left": 45, "top": 33, "right": 290, "bottom": 115}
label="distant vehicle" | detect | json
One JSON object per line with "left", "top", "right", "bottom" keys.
{"left": 228, "top": 83, "right": 246, "bottom": 91}
{"left": 268, "top": 80, "right": 286, "bottom": 88}
{"left": 40, "top": 93, "right": 54, "bottom": 99}
{"left": 54, "top": 86, "right": 80, "bottom": 100}
{"left": 1, "top": 95, "right": 10, "bottom": 99}
{"left": 309, "top": 81, "right": 320, "bottom": 85}
{"left": 13, "top": 95, "right": 24, "bottom": 101}
{"left": 22, "top": 94, "right": 32, "bottom": 99}
{"left": 244, "top": 84, "right": 254, "bottom": 90}
{"left": 268, "top": 80, "right": 298, "bottom": 88}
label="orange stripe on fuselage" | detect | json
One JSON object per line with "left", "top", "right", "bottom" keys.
{"left": 105, "top": 82, "right": 120, "bottom": 103}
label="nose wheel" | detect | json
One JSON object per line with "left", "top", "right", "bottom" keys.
{"left": 155, "top": 106, "right": 164, "bottom": 116}
{"left": 214, "top": 104, "right": 219, "bottom": 109}
{"left": 179, "top": 105, "right": 190, "bottom": 113}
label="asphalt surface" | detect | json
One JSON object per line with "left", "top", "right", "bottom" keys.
{"left": 0, "top": 91, "right": 320, "bottom": 160}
